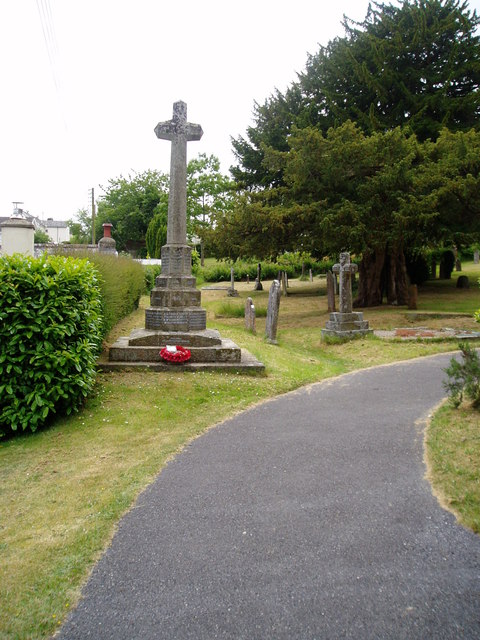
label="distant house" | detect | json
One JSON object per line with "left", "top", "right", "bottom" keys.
{"left": 0, "top": 209, "right": 70, "bottom": 246}
{"left": 44, "top": 218, "right": 70, "bottom": 244}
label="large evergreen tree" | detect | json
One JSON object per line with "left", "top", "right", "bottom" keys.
{"left": 231, "top": 0, "right": 480, "bottom": 188}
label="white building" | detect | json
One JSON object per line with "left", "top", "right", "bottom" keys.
{"left": 44, "top": 218, "right": 70, "bottom": 243}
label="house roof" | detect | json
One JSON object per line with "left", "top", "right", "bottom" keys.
{"left": 45, "top": 220, "right": 68, "bottom": 228}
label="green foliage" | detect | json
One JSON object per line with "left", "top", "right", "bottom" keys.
{"left": 143, "top": 264, "right": 162, "bottom": 292}
{"left": 34, "top": 229, "right": 51, "bottom": 244}
{"left": 443, "top": 342, "right": 480, "bottom": 408}
{"left": 96, "top": 170, "right": 169, "bottom": 254}
{"left": 0, "top": 254, "right": 103, "bottom": 437}
{"left": 231, "top": 0, "right": 480, "bottom": 188}
{"left": 145, "top": 210, "right": 168, "bottom": 258}
{"left": 83, "top": 253, "right": 145, "bottom": 335}
{"left": 68, "top": 208, "right": 92, "bottom": 244}
{"left": 215, "top": 301, "right": 267, "bottom": 318}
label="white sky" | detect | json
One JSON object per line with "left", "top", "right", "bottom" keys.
{"left": 1, "top": 0, "right": 479, "bottom": 221}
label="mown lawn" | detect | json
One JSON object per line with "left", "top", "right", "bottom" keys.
{"left": 1, "top": 262, "right": 479, "bottom": 640}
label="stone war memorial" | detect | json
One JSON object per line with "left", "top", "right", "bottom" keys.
{"left": 322, "top": 252, "right": 372, "bottom": 339}
{"left": 105, "top": 101, "right": 264, "bottom": 372}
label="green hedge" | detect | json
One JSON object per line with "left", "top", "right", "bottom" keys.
{"left": 60, "top": 251, "right": 146, "bottom": 335}
{"left": 199, "top": 255, "right": 339, "bottom": 283}
{"left": 0, "top": 255, "right": 103, "bottom": 437}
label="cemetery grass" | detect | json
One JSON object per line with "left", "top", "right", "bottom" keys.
{"left": 1, "top": 267, "right": 480, "bottom": 640}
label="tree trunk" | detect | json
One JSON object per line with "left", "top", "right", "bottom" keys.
{"left": 354, "top": 246, "right": 408, "bottom": 307}
{"left": 354, "top": 249, "right": 386, "bottom": 307}
{"left": 386, "top": 248, "right": 408, "bottom": 305}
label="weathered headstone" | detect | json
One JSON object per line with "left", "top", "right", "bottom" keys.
{"left": 455, "top": 258, "right": 462, "bottom": 272}
{"left": 474, "top": 249, "right": 479, "bottom": 264}
{"left": 254, "top": 262, "right": 263, "bottom": 291}
{"left": 245, "top": 297, "right": 256, "bottom": 333}
{"left": 227, "top": 267, "right": 239, "bottom": 297}
{"left": 281, "top": 271, "right": 288, "bottom": 296}
{"left": 333, "top": 252, "right": 357, "bottom": 313}
{"left": 322, "top": 252, "right": 372, "bottom": 339}
{"left": 408, "top": 284, "right": 418, "bottom": 310}
{"left": 456, "top": 275, "right": 470, "bottom": 289}
{"left": 326, "top": 271, "right": 336, "bottom": 312}
{"left": 265, "top": 280, "right": 281, "bottom": 344}
{"left": 309, "top": 268, "right": 313, "bottom": 282}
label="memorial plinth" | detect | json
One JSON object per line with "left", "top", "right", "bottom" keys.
{"left": 321, "top": 252, "right": 372, "bottom": 339}
{"left": 103, "top": 101, "right": 264, "bottom": 372}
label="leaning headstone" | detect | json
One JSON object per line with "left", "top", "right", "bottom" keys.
{"left": 474, "top": 249, "right": 479, "bottom": 264}
{"left": 322, "top": 252, "right": 372, "bottom": 339}
{"left": 245, "top": 297, "right": 256, "bottom": 333}
{"left": 265, "top": 280, "right": 281, "bottom": 344}
{"left": 227, "top": 267, "right": 239, "bottom": 297}
{"left": 326, "top": 271, "right": 336, "bottom": 312}
{"left": 254, "top": 262, "right": 263, "bottom": 291}
{"left": 281, "top": 271, "right": 288, "bottom": 296}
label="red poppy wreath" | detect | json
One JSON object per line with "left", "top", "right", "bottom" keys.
{"left": 160, "top": 345, "right": 191, "bottom": 363}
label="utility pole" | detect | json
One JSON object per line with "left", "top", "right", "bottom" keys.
{"left": 90, "top": 188, "right": 96, "bottom": 244}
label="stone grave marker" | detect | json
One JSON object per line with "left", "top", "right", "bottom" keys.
{"left": 254, "top": 263, "right": 263, "bottom": 291}
{"left": 227, "top": 267, "right": 239, "bottom": 297}
{"left": 474, "top": 249, "right": 479, "bottom": 264}
{"left": 322, "top": 252, "right": 372, "bottom": 339}
{"left": 265, "top": 279, "right": 281, "bottom": 344}
{"left": 245, "top": 297, "right": 256, "bottom": 333}
{"left": 326, "top": 271, "right": 336, "bottom": 312}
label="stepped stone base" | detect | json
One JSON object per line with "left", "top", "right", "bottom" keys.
{"left": 103, "top": 328, "right": 265, "bottom": 373}
{"left": 321, "top": 311, "right": 373, "bottom": 339}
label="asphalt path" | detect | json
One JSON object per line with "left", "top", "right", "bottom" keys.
{"left": 57, "top": 352, "right": 480, "bottom": 639}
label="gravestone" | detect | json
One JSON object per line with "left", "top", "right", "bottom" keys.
{"left": 281, "top": 271, "right": 288, "bottom": 296}
{"left": 474, "top": 250, "right": 479, "bottom": 264}
{"left": 408, "top": 284, "right": 418, "bottom": 310}
{"left": 326, "top": 271, "right": 336, "bottom": 312}
{"left": 456, "top": 275, "right": 470, "bottom": 289}
{"left": 322, "top": 252, "right": 372, "bottom": 339}
{"left": 253, "top": 263, "right": 263, "bottom": 291}
{"left": 227, "top": 267, "right": 239, "bottom": 297}
{"left": 245, "top": 297, "right": 256, "bottom": 333}
{"left": 106, "top": 101, "right": 264, "bottom": 372}
{"left": 309, "top": 268, "right": 313, "bottom": 282}
{"left": 265, "top": 279, "right": 281, "bottom": 344}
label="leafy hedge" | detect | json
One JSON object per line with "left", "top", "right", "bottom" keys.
{"left": 199, "top": 255, "right": 339, "bottom": 283}
{"left": 0, "top": 255, "right": 103, "bottom": 437}
{"left": 60, "top": 251, "right": 145, "bottom": 335}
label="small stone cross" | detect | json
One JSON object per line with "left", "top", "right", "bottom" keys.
{"left": 332, "top": 252, "right": 358, "bottom": 313}
{"left": 155, "top": 101, "right": 203, "bottom": 245}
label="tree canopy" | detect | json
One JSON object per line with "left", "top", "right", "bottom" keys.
{"left": 222, "top": 0, "right": 480, "bottom": 305}
{"left": 231, "top": 0, "right": 480, "bottom": 189}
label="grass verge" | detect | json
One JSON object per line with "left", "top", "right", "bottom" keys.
{"left": 1, "top": 264, "right": 480, "bottom": 640}
{"left": 426, "top": 401, "right": 480, "bottom": 534}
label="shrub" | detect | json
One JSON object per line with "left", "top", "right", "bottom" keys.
{"left": 144, "top": 264, "right": 162, "bottom": 292}
{"left": 443, "top": 342, "right": 480, "bottom": 408}
{"left": 0, "top": 254, "right": 103, "bottom": 437}
{"left": 60, "top": 251, "right": 145, "bottom": 335}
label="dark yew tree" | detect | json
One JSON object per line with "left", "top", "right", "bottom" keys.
{"left": 231, "top": 0, "right": 480, "bottom": 188}
{"left": 301, "top": 0, "right": 480, "bottom": 141}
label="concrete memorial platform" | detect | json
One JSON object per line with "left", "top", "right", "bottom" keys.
{"left": 103, "top": 101, "right": 264, "bottom": 373}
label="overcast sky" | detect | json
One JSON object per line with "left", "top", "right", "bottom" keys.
{"left": 1, "top": 0, "right": 479, "bottom": 222}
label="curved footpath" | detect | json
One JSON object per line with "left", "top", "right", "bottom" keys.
{"left": 57, "top": 353, "right": 480, "bottom": 640}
